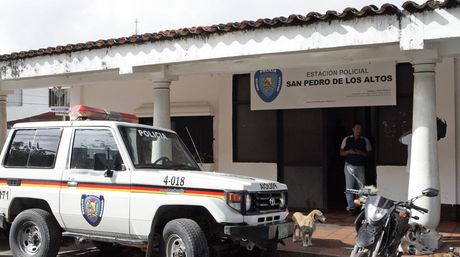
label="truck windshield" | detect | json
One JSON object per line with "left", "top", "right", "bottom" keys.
{"left": 119, "top": 126, "right": 200, "bottom": 171}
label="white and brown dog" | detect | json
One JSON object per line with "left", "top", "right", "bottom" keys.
{"left": 292, "top": 210, "right": 326, "bottom": 247}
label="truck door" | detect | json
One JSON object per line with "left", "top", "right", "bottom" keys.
{"left": 60, "top": 127, "right": 131, "bottom": 236}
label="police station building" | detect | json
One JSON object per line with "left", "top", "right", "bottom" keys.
{"left": 2, "top": 0, "right": 460, "bottom": 232}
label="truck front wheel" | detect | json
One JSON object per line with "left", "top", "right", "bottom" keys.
{"left": 160, "top": 218, "right": 209, "bottom": 257}
{"left": 9, "top": 209, "right": 62, "bottom": 257}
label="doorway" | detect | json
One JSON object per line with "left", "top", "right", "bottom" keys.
{"left": 324, "top": 107, "right": 375, "bottom": 211}
{"left": 279, "top": 107, "right": 376, "bottom": 212}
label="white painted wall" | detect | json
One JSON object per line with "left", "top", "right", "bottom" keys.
{"left": 80, "top": 74, "right": 278, "bottom": 181}
{"left": 436, "top": 58, "right": 456, "bottom": 205}
{"left": 377, "top": 58, "right": 457, "bottom": 205}
{"left": 80, "top": 57, "right": 460, "bottom": 195}
{"left": 455, "top": 58, "right": 460, "bottom": 205}
{"left": 7, "top": 88, "right": 49, "bottom": 121}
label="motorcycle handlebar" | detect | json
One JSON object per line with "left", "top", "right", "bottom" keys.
{"left": 345, "top": 189, "right": 430, "bottom": 214}
{"left": 411, "top": 204, "right": 429, "bottom": 214}
{"left": 345, "top": 189, "right": 361, "bottom": 195}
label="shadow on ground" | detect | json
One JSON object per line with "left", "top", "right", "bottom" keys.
{"left": 0, "top": 233, "right": 146, "bottom": 257}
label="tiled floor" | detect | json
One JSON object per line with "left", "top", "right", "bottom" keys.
{"left": 278, "top": 211, "right": 460, "bottom": 257}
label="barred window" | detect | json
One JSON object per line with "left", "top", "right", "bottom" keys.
{"left": 49, "top": 87, "right": 70, "bottom": 107}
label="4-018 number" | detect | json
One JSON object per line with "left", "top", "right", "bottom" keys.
{"left": 163, "top": 176, "right": 185, "bottom": 186}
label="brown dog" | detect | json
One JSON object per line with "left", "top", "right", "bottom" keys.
{"left": 292, "top": 210, "right": 326, "bottom": 247}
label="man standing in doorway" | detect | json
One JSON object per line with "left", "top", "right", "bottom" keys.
{"left": 340, "top": 122, "right": 372, "bottom": 214}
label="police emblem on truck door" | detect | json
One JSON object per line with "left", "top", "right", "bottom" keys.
{"left": 81, "top": 194, "right": 105, "bottom": 226}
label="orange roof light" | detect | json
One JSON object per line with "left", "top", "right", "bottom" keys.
{"left": 69, "top": 105, "right": 138, "bottom": 123}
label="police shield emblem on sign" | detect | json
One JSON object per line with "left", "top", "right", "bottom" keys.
{"left": 254, "top": 69, "right": 283, "bottom": 103}
{"left": 81, "top": 194, "right": 105, "bottom": 226}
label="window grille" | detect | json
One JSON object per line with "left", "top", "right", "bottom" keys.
{"left": 49, "top": 87, "right": 70, "bottom": 107}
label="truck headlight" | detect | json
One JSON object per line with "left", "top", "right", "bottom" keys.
{"left": 226, "top": 192, "right": 243, "bottom": 211}
{"left": 279, "top": 192, "right": 287, "bottom": 208}
{"left": 245, "top": 193, "right": 252, "bottom": 211}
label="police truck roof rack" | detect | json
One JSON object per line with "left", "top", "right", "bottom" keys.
{"left": 69, "top": 105, "right": 139, "bottom": 123}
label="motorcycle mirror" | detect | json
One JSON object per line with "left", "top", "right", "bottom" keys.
{"left": 422, "top": 188, "right": 439, "bottom": 197}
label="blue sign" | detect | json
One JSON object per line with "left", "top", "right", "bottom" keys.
{"left": 254, "top": 69, "right": 283, "bottom": 103}
{"left": 81, "top": 194, "right": 105, "bottom": 227}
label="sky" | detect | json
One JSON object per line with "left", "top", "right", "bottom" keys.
{"left": 0, "top": 0, "right": 427, "bottom": 55}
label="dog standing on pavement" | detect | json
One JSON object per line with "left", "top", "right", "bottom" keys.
{"left": 292, "top": 210, "right": 326, "bottom": 247}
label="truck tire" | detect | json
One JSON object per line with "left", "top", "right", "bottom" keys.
{"left": 160, "top": 218, "right": 209, "bottom": 257}
{"left": 9, "top": 209, "right": 62, "bottom": 257}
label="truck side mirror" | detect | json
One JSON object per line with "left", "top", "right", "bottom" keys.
{"left": 422, "top": 188, "right": 439, "bottom": 197}
{"left": 104, "top": 169, "right": 114, "bottom": 178}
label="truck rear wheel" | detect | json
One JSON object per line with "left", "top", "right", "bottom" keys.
{"left": 160, "top": 218, "right": 209, "bottom": 257}
{"left": 9, "top": 209, "right": 62, "bottom": 257}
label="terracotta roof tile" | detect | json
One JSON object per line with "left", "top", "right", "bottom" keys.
{"left": 0, "top": 0, "right": 457, "bottom": 62}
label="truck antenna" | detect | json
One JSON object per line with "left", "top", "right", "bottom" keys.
{"left": 185, "top": 126, "right": 203, "bottom": 166}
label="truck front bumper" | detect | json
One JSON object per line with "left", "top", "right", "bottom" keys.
{"left": 223, "top": 220, "right": 294, "bottom": 243}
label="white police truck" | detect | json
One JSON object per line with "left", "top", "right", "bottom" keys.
{"left": 0, "top": 105, "right": 292, "bottom": 257}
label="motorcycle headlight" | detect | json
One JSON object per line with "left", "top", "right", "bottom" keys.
{"left": 366, "top": 204, "right": 389, "bottom": 223}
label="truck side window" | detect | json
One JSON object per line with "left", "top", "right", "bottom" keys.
{"left": 70, "top": 129, "right": 124, "bottom": 171}
{"left": 4, "top": 129, "right": 62, "bottom": 168}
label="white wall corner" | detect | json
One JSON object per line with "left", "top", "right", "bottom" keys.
{"left": 454, "top": 58, "right": 460, "bottom": 204}
{"left": 69, "top": 86, "right": 82, "bottom": 106}
{"left": 435, "top": 58, "right": 456, "bottom": 205}
{"left": 400, "top": 15, "right": 424, "bottom": 51}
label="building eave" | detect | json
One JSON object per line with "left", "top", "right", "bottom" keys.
{"left": 0, "top": 2, "right": 459, "bottom": 84}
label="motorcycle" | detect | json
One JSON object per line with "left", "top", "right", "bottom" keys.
{"left": 346, "top": 187, "right": 439, "bottom": 257}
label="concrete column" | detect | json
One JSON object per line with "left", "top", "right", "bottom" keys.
{"left": 153, "top": 80, "right": 172, "bottom": 129}
{"left": 0, "top": 93, "right": 7, "bottom": 150}
{"left": 408, "top": 61, "right": 441, "bottom": 249}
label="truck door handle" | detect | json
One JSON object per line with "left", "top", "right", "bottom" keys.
{"left": 67, "top": 181, "right": 78, "bottom": 187}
